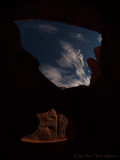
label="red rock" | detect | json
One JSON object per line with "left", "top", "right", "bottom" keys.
{"left": 22, "top": 109, "right": 68, "bottom": 141}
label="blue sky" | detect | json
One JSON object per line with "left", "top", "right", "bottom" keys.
{"left": 16, "top": 20, "right": 102, "bottom": 88}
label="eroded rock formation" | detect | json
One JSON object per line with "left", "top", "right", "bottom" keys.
{"left": 87, "top": 46, "right": 103, "bottom": 89}
{"left": 0, "top": 0, "right": 120, "bottom": 159}
{"left": 22, "top": 109, "right": 68, "bottom": 142}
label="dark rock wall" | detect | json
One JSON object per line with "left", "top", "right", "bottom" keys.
{"left": 22, "top": 109, "right": 68, "bottom": 141}
{"left": 0, "top": 22, "right": 60, "bottom": 141}
{"left": 101, "top": 22, "right": 120, "bottom": 92}
{"left": 0, "top": 0, "right": 120, "bottom": 157}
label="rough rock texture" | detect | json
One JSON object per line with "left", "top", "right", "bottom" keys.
{"left": 22, "top": 109, "right": 68, "bottom": 141}
{"left": 57, "top": 113, "right": 68, "bottom": 139}
{"left": 23, "top": 109, "right": 58, "bottom": 141}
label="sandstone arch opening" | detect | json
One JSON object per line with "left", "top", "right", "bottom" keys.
{"left": 16, "top": 20, "right": 102, "bottom": 88}
{"left": 15, "top": 20, "right": 102, "bottom": 143}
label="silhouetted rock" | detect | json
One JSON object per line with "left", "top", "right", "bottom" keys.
{"left": 94, "top": 46, "right": 101, "bottom": 63}
{"left": 0, "top": 22, "right": 60, "bottom": 143}
{"left": 87, "top": 46, "right": 103, "bottom": 87}
{"left": 0, "top": 0, "right": 120, "bottom": 159}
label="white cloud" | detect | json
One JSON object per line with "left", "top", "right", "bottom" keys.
{"left": 56, "top": 52, "right": 73, "bottom": 68}
{"left": 40, "top": 64, "right": 89, "bottom": 88}
{"left": 58, "top": 41, "right": 85, "bottom": 68}
{"left": 36, "top": 24, "right": 58, "bottom": 33}
{"left": 40, "top": 66, "right": 62, "bottom": 83}
{"left": 71, "top": 33, "right": 87, "bottom": 41}
{"left": 26, "top": 22, "right": 58, "bottom": 33}
{"left": 40, "top": 65, "right": 69, "bottom": 87}
{"left": 40, "top": 41, "right": 90, "bottom": 88}
{"left": 97, "top": 34, "right": 102, "bottom": 43}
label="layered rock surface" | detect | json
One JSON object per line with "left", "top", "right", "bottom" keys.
{"left": 22, "top": 109, "right": 68, "bottom": 142}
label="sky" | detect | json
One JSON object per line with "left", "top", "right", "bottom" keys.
{"left": 16, "top": 20, "right": 102, "bottom": 88}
